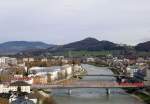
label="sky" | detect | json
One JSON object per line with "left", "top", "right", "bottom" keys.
{"left": 0, "top": 0, "right": 150, "bottom": 45}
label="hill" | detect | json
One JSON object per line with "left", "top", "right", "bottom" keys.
{"left": 47, "top": 37, "right": 125, "bottom": 52}
{"left": 135, "top": 41, "right": 150, "bottom": 52}
{"left": 0, "top": 41, "right": 54, "bottom": 55}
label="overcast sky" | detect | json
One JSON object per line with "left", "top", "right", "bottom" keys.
{"left": 0, "top": 0, "right": 150, "bottom": 45}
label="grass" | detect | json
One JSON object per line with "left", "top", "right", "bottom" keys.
{"left": 53, "top": 50, "right": 113, "bottom": 57}
{"left": 135, "top": 92, "right": 150, "bottom": 104}
{"left": 137, "top": 52, "right": 150, "bottom": 57}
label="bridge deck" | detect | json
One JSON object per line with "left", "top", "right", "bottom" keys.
{"left": 31, "top": 81, "right": 144, "bottom": 89}
{"left": 76, "top": 74, "right": 126, "bottom": 77}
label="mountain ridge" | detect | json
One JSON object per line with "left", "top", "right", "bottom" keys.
{"left": 0, "top": 41, "right": 55, "bottom": 55}
{"left": 0, "top": 37, "right": 150, "bottom": 55}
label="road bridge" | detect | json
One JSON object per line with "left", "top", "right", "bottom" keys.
{"left": 74, "top": 74, "right": 127, "bottom": 77}
{"left": 31, "top": 81, "right": 146, "bottom": 95}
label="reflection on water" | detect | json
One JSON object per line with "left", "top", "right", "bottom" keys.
{"left": 52, "top": 64, "right": 144, "bottom": 104}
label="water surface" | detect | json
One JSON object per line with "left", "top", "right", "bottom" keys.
{"left": 52, "top": 64, "right": 144, "bottom": 104}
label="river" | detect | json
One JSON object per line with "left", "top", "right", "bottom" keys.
{"left": 52, "top": 64, "right": 144, "bottom": 104}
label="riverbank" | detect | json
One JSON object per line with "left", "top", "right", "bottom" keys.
{"left": 87, "top": 62, "right": 109, "bottom": 67}
{"left": 54, "top": 65, "right": 87, "bottom": 84}
{"left": 109, "top": 66, "right": 150, "bottom": 104}
{"left": 87, "top": 64, "right": 150, "bottom": 104}
{"left": 0, "top": 97, "right": 9, "bottom": 104}
{"left": 33, "top": 90, "right": 56, "bottom": 104}
{"left": 123, "top": 88, "right": 150, "bottom": 104}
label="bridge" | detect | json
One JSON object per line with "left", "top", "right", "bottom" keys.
{"left": 74, "top": 74, "right": 128, "bottom": 77}
{"left": 31, "top": 81, "right": 144, "bottom": 89}
{"left": 31, "top": 80, "right": 145, "bottom": 95}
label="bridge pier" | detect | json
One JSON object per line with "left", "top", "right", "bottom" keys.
{"left": 68, "top": 89, "right": 72, "bottom": 95}
{"left": 106, "top": 88, "right": 110, "bottom": 95}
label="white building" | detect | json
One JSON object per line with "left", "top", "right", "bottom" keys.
{"left": 62, "top": 65, "right": 73, "bottom": 78}
{"left": 29, "top": 66, "right": 61, "bottom": 81}
{"left": 53, "top": 56, "right": 64, "bottom": 59}
{"left": 0, "top": 81, "right": 31, "bottom": 94}
{"left": 23, "top": 58, "right": 34, "bottom": 62}
{"left": 144, "top": 69, "right": 150, "bottom": 86}
{"left": 126, "top": 66, "right": 139, "bottom": 77}
{"left": 0, "top": 57, "right": 17, "bottom": 65}
{"left": 29, "top": 65, "right": 73, "bottom": 82}
{"left": 41, "top": 58, "right": 48, "bottom": 62}
{"left": 86, "top": 58, "right": 95, "bottom": 62}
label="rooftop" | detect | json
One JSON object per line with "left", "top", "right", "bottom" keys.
{"left": 10, "top": 81, "right": 30, "bottom": 86}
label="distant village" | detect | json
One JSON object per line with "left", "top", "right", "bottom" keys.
{"left": 0, "top": 55, "right": 150, "bottom": 104}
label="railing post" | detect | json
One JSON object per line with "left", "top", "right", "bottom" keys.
{"left": 68, "top": 89, "right": 72, "bottom": 95}
{"left": 106, "top": 88, "right": 110, "bottom": 95}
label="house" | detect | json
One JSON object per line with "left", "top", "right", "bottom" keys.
{"left": 0, "top": 57, "right": 17, "bottom": 65}
{"left": 73, "top": 64, "right": 83, "bottom": 73}
{"left": 86, "top": 58, "right": 95, "bottom": 62}
{"left": 62, "top": 65, "right": 73, "bottom": 78}
{"left": 0, "top": 83, "right": 13, "bottom": 93}
{"left": 11, "top": 76, "right": 33, "bottom": 85}
{"left": 9, "top": 81, "right": 31, "bottom": 93}
{"left": 23, "top": 58, "right": 34, "bottom": 62}
{"left": 52, "top": 56, "right": 64, "bottom": 59}
{"left": 144, "top": 69, "right": 150, "bottom": 86}
{"left": 126, "top": 66, "right": 139, "bottom": 77}
{"left": 0, "top": 81, "right": 31, "bottom": 94}
{"left": 41, "top": 58, "right": 48, "bottom": 62}
{"left": 61, "top": 59, "right": 69, "bottom": 64}
{"left": 32, "top": 75, "right": 47, "bottom": 84}
{"left": 9, "top": 92, "right": 37, "bottom": 104}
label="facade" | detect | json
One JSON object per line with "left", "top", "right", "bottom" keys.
{"left": 32, "top": 75, "right": 48, "bottom": 84}
{"left": 23, "top": 58, "right": 34, "bottom": 62}
{"left": 52, "top": 56, "right": 64, "bottom": 59}
{"left": 41, "top": 58, "right": 48, "bottom": 62}
{"left": 144, "top": 69, "right": 150, "bottom": 86}
{"left": 126, "top": 66, "right": 139, "bottom": 77}
{"left": 0, "top": 57, "right": 17, "bottom": 65}
{"left": 86, "top": 58, "right": 95, "bottom": 62}
{"left": 0, "top": 81, "right": 31, "bottom": 93}
{"left": 28, "top": 64, "right": 77, "bottom": 84}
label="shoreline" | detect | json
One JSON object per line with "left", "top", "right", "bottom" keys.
{"left": 33, "top": 90, "right": 56, "bottom": 104}
{"left": 88, "top": 64, "right": 150, "bottom": 104}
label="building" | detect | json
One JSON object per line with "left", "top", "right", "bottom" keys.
{"left": 9, "top": 93, "right": 37, "bottom": 104}
{"left": 11, "top": 76, "right": 33, "bottom": 85}
{"left": 0, "top": 57, "right": 17, "bottom": 65}
{"left": 144, "top": 69, "right": 150, "bottom": 86}
{"left": 0, "top": 81, "right": 31, "bottom": 94}
{"left": 29, "top": 66, "right": 61, "bottom": 83}
{"left": 126, "top": 66, "right": 139, "bottom": 77}
{"left": 32, "top": 75, "right": 47, "bottom": 84}
{"left": 62, "top": 65, "right": 73, "bottom": 79}
{"left": 23, "top": 58, "right": 34, "bottom": 62}
{"left": 86, "top": 57, "right": 95, "bottom": 62}
{"left": 52, "top": 56, "right": 64, "bottom": 59}
{"left": 29, "top": 65, "right": 74, "bottom": 84}
{"left": 41, "top": 58, "right": 48, "bottom": 62}
{"left": 9, "top": 81, "right": 31, "bottom": 93}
